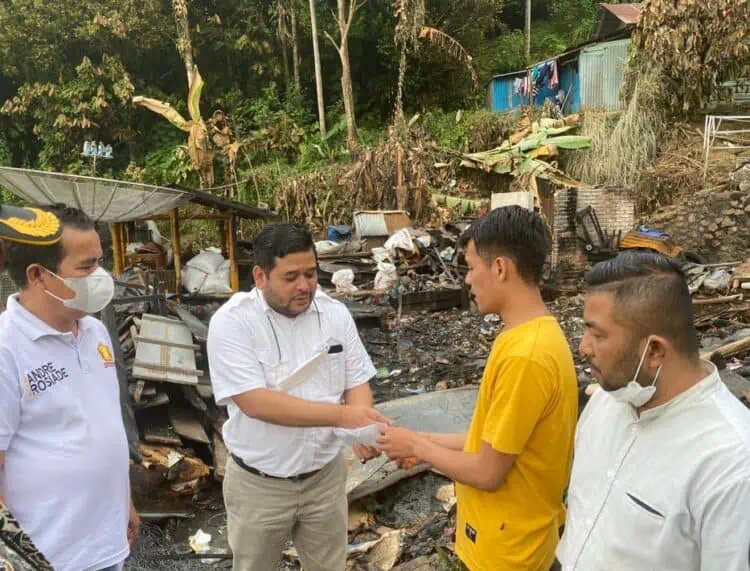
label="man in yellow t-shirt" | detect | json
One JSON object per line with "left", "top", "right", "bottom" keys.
{"left": 378, "top": 205, "right": 578, "bottom": 570}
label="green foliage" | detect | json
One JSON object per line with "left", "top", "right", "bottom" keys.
{"left": 1, "top": 55, "right": 136, "bottom": 171}
{"left": 421, "top": 109, "right": 517, "bottom": 152}
{"left": 0, "top": 0, "right": 602, "bottom": 190}
{"left": 0, "top": 134, "right": 10, "bottom": 167}
{"left": 141, "top": 144, "right": 195, "bottom": 187}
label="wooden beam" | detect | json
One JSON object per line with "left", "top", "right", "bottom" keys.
{"left": 149, "top": 213, "right": 232, "bottom": 222}
{"left": 110, "top": 223, "right": 124, "bottom": 277}
{"left": 169, "top": 208, "right": 182, "bottom": 294}
{"left": 228, "top": 215, "right": 239, "bottom": 292}
{"left": 693, "top": 294, "right": 743, "bottom": 306}
{"left": 701, "top": 336, "right": 750, "bottom": 362}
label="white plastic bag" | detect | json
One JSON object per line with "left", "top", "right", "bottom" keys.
{"left": 182, "top": 251, "right": 230, "bottom": 294}
{"left": 332, "top": 269, "right": 358, "bottom": 293}
{"left": 185, "top": 250, "right": 225, "bottom": 275}
{"left": 374, "top": 262, "right": 398, "bottom": 291}
{"left": 315, "top": 240, "right": 346, "bottom": 256}
{"left": 200, "top": 259, "right": 232, "bottom": 294}
{"left": 384, "top": 229, "right": 417, "bottom": 254}
{"left": 704, "top": 269, "right": 731, "bottom": 291}
{"left": 371, "top": 247, "right": 394, "bottom": 264}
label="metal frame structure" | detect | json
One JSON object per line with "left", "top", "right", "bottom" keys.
{"left": 703, "top": 115, "right": 750, "bottom": 177}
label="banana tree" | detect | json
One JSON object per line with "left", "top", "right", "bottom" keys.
{"left": 133, "top": 67, "right": 218, "bottom": 189}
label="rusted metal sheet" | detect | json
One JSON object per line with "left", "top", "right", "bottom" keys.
{"left": 579, "top": 39, "right": 632, "bottom": 111}
{"left": 601, "top": 3, "right": 640, "bottom": 25}
{"left": 132, "top": 314, "right": 200, "bottom": 385}
{"left": 353, "top": 210, "right": 412, "bottom": 238}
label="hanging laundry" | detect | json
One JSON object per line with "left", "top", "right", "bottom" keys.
{"left": 549, "top": 61, "right": 559, "bottom": 89}
{"left": 531, "top": 65, "right": 541, "bottom": 83}
{"left": 519, "top": 77, "right": 528, "bottom": 96}
{"left": 513, "top": 77, "right": 523, "bottom": 95}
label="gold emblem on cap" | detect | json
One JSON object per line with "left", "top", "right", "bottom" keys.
{"left": 0, "top": 207, "right": 61, "bottom": 239}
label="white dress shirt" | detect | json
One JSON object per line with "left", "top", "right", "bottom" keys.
{"left": 557, "top": 362, "right": 750, "bottom": 571}
{"left": 207, "top": 287, "right": 376, "bottom": 477}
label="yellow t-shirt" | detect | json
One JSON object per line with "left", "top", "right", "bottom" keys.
{"left": 455, "top": 316, "right": 578, "bottom": 571}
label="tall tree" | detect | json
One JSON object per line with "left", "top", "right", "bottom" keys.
{"left": 309, "top": 0, "right": 327, "bottom": 135}
{"left": 172, "top": 0, "right": 196, "bottom": 87}
{"left": 277, "top": 1, "right": 292, "bottom": 92}
{"left": 326, "top": 0, "right": 364, "bottom": 153}
{"left": 291, "top": 3, "right": 301, "bottom": 90}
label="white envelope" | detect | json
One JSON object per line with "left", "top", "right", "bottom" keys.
{"left": 277, "top": 348, "right": 327, "bottom": 392}
{"left": 333, "top": 423, "right": 383, "bottom": 448}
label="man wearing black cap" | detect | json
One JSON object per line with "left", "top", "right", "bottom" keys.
{"left": 0, "top": 205, "right": 139, "bottom": 571}
{"left": 0, "top": 205, "right": 59, "bottom": 571}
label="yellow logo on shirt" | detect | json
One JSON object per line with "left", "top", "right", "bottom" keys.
{"left": 97, "top": 343, "right": 115, "bottom": 367}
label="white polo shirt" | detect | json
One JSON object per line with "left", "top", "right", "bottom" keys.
{"left": 0, "top": 296, "right": 130, "bottom": 571}
{"left": 207, "top": 287, "right": 376, "bottom": 477}
{"left": 557, "top": 362, "right": 750, "bottom": 571}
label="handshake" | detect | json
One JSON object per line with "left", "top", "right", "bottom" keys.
{"left": 338, "top": 404, "right": 426, "bottom": 470}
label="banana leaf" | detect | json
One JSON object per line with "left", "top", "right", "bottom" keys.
{"left": 544, "top": 135, "right": 592, "bottom": 149}
{"left": 132, "top": 97, "right": 191, "bottom": 132}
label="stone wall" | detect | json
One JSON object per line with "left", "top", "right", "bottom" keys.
{"left": 551, "top": 186, "right": 636, "bottom": 281}
{"left": 646, "top": 186, "right": 750, "bottom": 263}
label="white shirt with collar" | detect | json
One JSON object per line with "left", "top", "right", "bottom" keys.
{"left": 0, "top": 295, "right": 130, "bottom": 571}
{"left": 557, "top": 362, "right": 750, "bottom": 571}
{"left": 207, "top": 287, "right": 377, "bottom": 478}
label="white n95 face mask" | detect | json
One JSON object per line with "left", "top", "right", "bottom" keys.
{"left": 44, "top": 266, "right": 115, "bottom": 314}
{"left": 609, "top": 335, "right": 662, "bottom": 407}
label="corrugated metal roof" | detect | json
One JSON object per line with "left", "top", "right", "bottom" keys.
{"left": 353, "top": 210, "right": 411, "bottom": 237}
{"left": 579, "top": 38, "right": 632, "bottom": 110}
{"left": 601, "top": 3, "right": 641, "bottom": 25}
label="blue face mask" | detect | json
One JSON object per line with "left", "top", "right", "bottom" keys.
{"left": 608, "top": 336, "right": 662, "bottom": 407}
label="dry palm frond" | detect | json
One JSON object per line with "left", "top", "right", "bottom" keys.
{"left": 418, "top": 26, "right": 478, "bottom": 87}
{"left": 566, "top": 68, "right": 668, "bottom": 190}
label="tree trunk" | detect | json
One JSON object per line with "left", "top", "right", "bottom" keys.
{"left": 291, "top": 6, "right": 301, "bottom": 90}
{"left": 278, "top": 1, "right": 291, "bottom": 93}
{"left": 309, "top": 0, "right": 326, "bottom": 135}
{"left": 173, "top": 0, "right": 195, "bottom": 88}
{"left": 340, "top": 37, "right": 359, "bottom": 153}
{"left": 524, "top": 0, "right": 531, "bottom": 64}
{"left": 336, "top": 0, "right": 358, "bottom": 153}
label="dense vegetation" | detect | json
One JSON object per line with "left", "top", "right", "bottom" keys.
{"left": 0, "top": 0, "right": 601, "bottom": 195}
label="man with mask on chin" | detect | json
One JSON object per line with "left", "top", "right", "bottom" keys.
{"left": 0, "top": 206, "right": 139, "bottom": 571}
{"left": 207, "top": 221, "right": 388, "bottom": 571}
{"left": 557, "top": 251, "right": 750, "bottom": 571}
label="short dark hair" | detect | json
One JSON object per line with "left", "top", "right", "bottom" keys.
{"left": 253, "top": 222, "right": 316, "bottom": 273}
{"left": 461, "top": 205, "right": 549, "bottom": 283}
{"left": 5, "top": 206, "right": 95, "bottom": 289}
{"left": 584, "top": 251, "right": 700, "bottom": 358}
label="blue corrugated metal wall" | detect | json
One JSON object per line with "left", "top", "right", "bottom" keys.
{"left": 532, "top": 61, "right": 580, "bottom": 113}
{"left": 489, "top": 37, "right": 633, "bottom": 114}
{"left": 490, "top": 62, "right": 580, "bottom": 113}
{"left": 490, "top": 74, "right": 525, "bottom": 112}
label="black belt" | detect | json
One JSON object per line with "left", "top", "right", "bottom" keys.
{"left": 230, "top": 454, "right": 322, "bottom": 482}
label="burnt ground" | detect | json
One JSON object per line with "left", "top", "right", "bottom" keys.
{"left": 362, "top": 294, "right": 589, "bottom": 404}
{"left": 125, "top": 293, "right": 750, "bottom": 570}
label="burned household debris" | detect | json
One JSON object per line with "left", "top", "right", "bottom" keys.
{"left": 1, "top": 109, "right": 749, "bottom": 571}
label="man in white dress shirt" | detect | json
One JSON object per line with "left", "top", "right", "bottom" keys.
{"left": 207, "top": 221, "right": 388, "bottom": 571}
{"left": 557, "top": 251, "right": 750, "bottom": 571}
